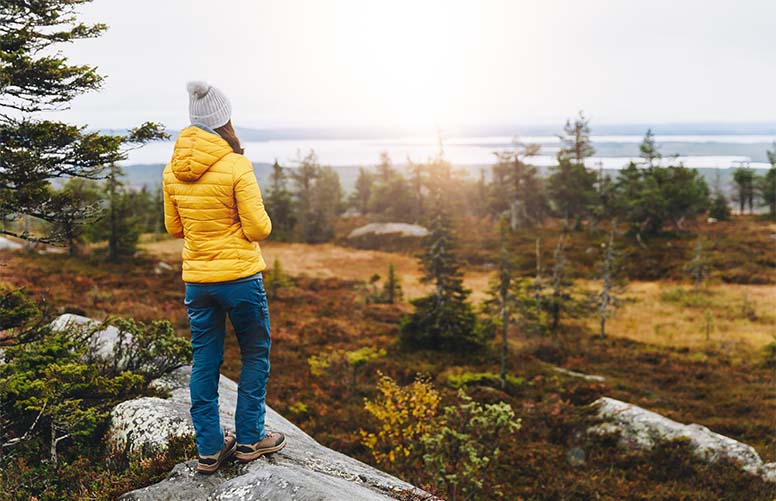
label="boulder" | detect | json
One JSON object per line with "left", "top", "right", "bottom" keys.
{"left": 51, "top": 313, "right": 128, "bottom": 361}
{"left": 347, "top": 223, "right": 429, "bottom": 252}
{"left": 589, "top": 397, "right": 776, "bottom": 483}
{"left": 114, "top": 366, "right": 432, "bottom": 500}
{"left": 348, "top": 223, "right": 429, "bottom": 240}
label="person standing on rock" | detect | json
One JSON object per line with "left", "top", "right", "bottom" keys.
{"left": 162, "top": 81, "right": 286, "bottom": 474}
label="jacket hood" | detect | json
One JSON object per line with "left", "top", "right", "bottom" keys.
{"left": 170, "top": 126, "right": 233, "bottom": 182}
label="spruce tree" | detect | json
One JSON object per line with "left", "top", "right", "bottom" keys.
{"left": 558, "top": 111, "right": 595, "bottom": 165}
{"left": 350, "top": 167, "right": 375, "bottom": 214}
{"left": 709, "top": 174, "right": 731, "bottom": 221}
{"left": 289, "top": 150, "right": 321, "bottom": 242}
{"left": 381, "top": 263, "right": 403, "bottom": 304}
{"left": 0, "top": 0, "right": 166, "bottom": 245}
{"left": 265, "top": 160, "right": 296, "bottom": 240}
{"left": 550, "top": 112, "right": 598, "bottom": 228}
{"left": 547, "top": 157, "right": 597, "bottom": 227}
{"left": 760, "top": 143, "right": 776, "bottom": 218}
{"left": 50, "top": 178, "right": 101, "bottom": 256}
{"left": 639, "top": 129, "right": 662, "bottom": 167}
{"left": 732, "top": 168, "right": 757, "bottom": 215}
{"left": 400, "top": 199, "right": 484, "bottom": 352}
{"left": 367, "top": 152, "right": 413, "bottom": 222}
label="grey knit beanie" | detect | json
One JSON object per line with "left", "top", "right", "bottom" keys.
{"left": 186, "top": 81, "right": 232, "bottom": 129}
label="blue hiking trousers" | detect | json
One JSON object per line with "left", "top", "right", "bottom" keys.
{"left": 184, "top": 273, "right": 271, "bottom": 456}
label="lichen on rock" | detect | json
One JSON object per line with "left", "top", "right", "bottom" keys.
{"left": 588, "top": 396, "right": 776, "bottom": 483}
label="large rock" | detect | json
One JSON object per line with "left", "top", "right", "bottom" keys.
{"left": 114, "top": 366, "right": 432, "bottom": 500}
{"left": 51, "top": 314, "right": 127, "bottom": 361}
{"left": 589, "top": 397, "right": 776, "bottom": 483}
{"left": 347, "top": 223, "right": 429, "bottom": 252}
{"left": 347, "top": 223, "right": 429, "bottom": 240}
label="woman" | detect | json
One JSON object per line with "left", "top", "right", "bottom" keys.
{"left": 162, "top": 81, "right": 285, "bottom": 474}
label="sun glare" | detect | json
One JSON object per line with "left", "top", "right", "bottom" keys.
{"left": 331, "top": 0, "right": 485, "bottom": 129}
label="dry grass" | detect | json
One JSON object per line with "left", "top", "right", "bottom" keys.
{"left": 141, "top": 238, "right": 775, "bottom": 353}
{"left": 141, "top": 238, "right": 495, "bottom": 303}
{"left": 580, "top": 280, "right": 776, "bottom": 354}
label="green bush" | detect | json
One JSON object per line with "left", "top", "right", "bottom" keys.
{"left": 0, "top": 288, "right": 192, "bottom": 499}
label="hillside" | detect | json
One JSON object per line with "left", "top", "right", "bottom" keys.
{"left": 2, "top": 229, "right": 774, "bottom": 499}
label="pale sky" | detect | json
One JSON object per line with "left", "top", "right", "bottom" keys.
{"left": 58, "top": 0, "right": 776, "bottom": 131}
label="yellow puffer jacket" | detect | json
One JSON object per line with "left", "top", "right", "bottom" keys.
{"left": 162, "top": 126, "right": 272, "bottom": 283}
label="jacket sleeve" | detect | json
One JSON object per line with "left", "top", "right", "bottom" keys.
{"left": 162, "top": 178, "right": 184, "bottom": 239}
{"left": 234, "top": 158, "right": 272, "bottom": 242}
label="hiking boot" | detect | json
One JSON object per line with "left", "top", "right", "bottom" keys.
{"left": 196, "top": 431, "right": 236, "bottom": 474}
{"left": 235, "top": 431, "right": 286, "bottom": 462}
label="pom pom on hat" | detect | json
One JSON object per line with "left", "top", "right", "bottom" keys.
{"left": 186, "top": 80, "right": 232, "bottom": 129}
{"left": 186, "top": 80, "right": 211, "bottom": 99}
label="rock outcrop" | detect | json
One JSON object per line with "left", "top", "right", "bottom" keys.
{"left": 347, "top": 223, "right": 429, "bottom": 240}
{"left": 51, "top": 313, "right": 127, "bottom": 361}
{"left": 47, "top": 314, "right": 429, "bottom": 499}
{"left": 113, "top": 366, "right": 432, "bottom": 500}
{"left": 346, "top": 223, "right": 429, "bottom": 251}
{"left": 589, "top": 397, "right": 776, "bottom": 483}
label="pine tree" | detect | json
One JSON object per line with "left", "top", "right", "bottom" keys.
{"left": 50, "top": 178, "right": 102, "bottom": 256}
{"left": 547, "top": 157, "right": 597, "bottom": 227}
{"left": 265, "top": 160, "right": 296, "bottom": 241}
{"left": 367, "top": 153, "right": 413, "bottom": 222}
{"left": 732, "top": 167, "right": 757, "bottom": 214}
{"left": 0, "top": 0, "right": 166, "bottom": 245}
{"left": 558, "top": 111, "right": 595, "bottom": 165}
{"left": 639, "top": 129, "right": 662, "bottom": 167}
{"left": 400, "top": 199, "right": 485, "bottom": 352}
{"left": 381, "top": 263, "right": 403, "bottom": 304}
{"left": 760, "top": 143, "right": 776, "bottom": 219}
{"left": 709, "top": 173, "right": 731, "bottom": 221}
{"left": 104, "top": 164, "right": 141, "bottom": 261}
{"left": 306, "top": 165, "right": 343, "bottom": 242}
{"left": 350, "top": 167, "right": 375, "bottom": 214}
{"left": 289, "top": 150, "right": 322, "bottom": 242}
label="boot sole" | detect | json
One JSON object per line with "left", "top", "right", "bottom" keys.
{"left": 196, "top": 440, "right": 237, "bottom": 474}
{"left": 235, "top": 436, "right": 287, "bottom": 462}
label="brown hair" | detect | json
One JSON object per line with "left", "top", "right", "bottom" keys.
{"left": 214, "top": 120, "right": 244, "bottom": 154}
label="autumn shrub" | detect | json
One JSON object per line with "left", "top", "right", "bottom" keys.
{"left": 360, "top": 374, "right": 521, "bottom": 499}
{"left": 359, "top": 373, "right": 441, "bottom": 483}
{"left": 421, "top": 391, "right": 521, "bottom": 501}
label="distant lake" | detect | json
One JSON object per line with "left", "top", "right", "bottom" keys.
{"left": 124, "top": 134, "right": 775, "bottom": 170}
